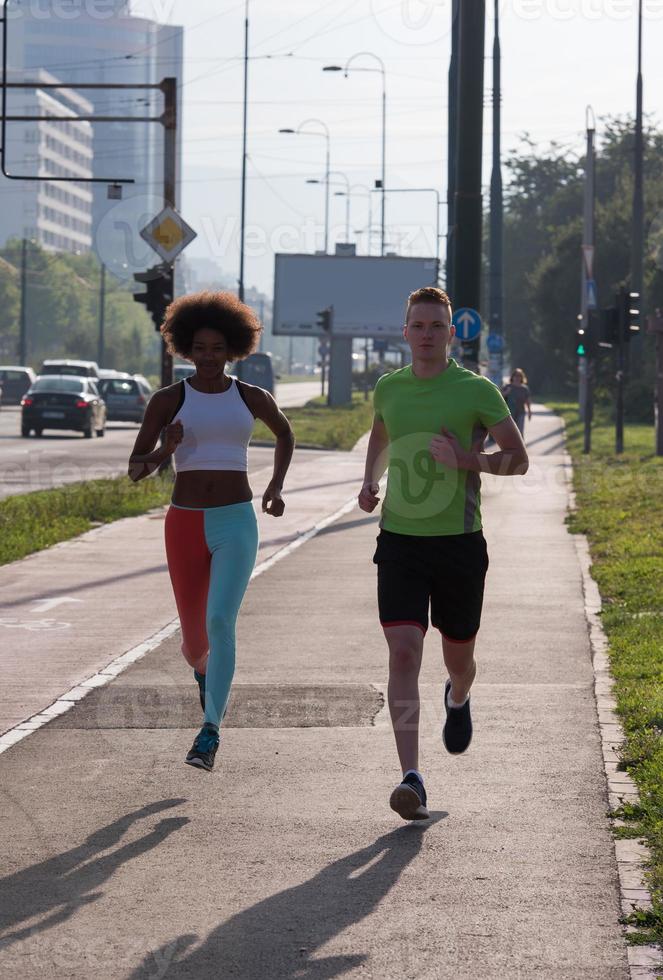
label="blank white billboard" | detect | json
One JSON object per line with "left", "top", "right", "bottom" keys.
{"left": 273, "top": 253, "right": 439, "bottom": 337}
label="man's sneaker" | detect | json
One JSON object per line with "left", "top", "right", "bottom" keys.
{"left": 442, "top": 679, "right": 473, "bottom": 754}
{"left": 193, "top": 670, "right": 205, "bottom": 712}
{"left": 389, "top": 772, "right": 429, "bottom": 821}
{"left": 185, "top": 724, "right": 219, "bottom": 772}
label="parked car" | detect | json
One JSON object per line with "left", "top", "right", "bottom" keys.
{"left": 39, "top": 358, "right": 100, "bottom": 379}
{"left": 21, "top": 375, "right": 106, "bottom": 438}
{"left": 235, "top": 352, "right": 275, "bottom": 394}
{"left": 173, "top": 363, "right": 196, "bottom": 383}
{"left": 0, "top": 365, "right": 36, "bottom": 404}
{"left": 98, "top": 368, "right": 131, "bottom": 382}
{"left": 98, "top": 375, "right": 152, "bottom": 423}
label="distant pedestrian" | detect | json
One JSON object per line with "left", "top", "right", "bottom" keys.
{"left": 501, "top": 369, "right": 532, "bottom": 437}
{"left": 129, "top": 291, "right": 294, "bottom": 773}
{"left": 358, "top": 286, "right": 529, "bottom": 821}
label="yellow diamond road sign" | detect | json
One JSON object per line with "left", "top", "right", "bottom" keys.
{"left": 140, "top": 206, "right": 197, "bottom": 263}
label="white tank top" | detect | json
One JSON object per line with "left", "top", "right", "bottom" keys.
{"left": 172, "top": 378, "right": 255, "bottom": 473}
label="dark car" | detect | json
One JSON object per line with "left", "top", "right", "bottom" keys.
{"left": 0, "top": 366, "right": 36, "bottom": 405}
{"left": 21, "top": 376, "right": 106, "bottom": 438}
{"left": 98, "top": 375, "right": 152, "bottom": 423}
{"left": 39, "top": 359, "right": 100, "bottom": 379}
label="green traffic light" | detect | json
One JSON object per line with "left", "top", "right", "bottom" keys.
{"left": 576, "top": 344, "right": 586, "bottom": 356}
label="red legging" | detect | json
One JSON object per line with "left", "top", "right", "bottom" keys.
{"left": 164, "top": 501, "right": 258, "bottom": 727}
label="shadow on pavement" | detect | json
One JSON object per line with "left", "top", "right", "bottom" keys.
{"left": 0, "top": 564, "right": 169, "bottom": 611}
{"left": 0, "top": 798, "right": 188, "bottom": 949}
{"left": 129, "top": 813, "right": 447, "bottom": 980}
{"left": 318, "top": 515, "right": 379, "bottom": 537}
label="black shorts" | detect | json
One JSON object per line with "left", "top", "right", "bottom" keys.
{"left": 373, "top": 529, "right": 489, "bottom": 642}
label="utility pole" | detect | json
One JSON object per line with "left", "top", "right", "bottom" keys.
{"left": 631, "top": 0, "right": 644, "bottom": 348}
{"left": 239, "top": 0, "right": 249, "bottom": 303}
{"left": 616, "top": 288, "right": 626, "bottom": 455}
{"left": 97, "top": 262, "right": 106, "bottom": 368}
{"left": 18, "top": 237, "right": 27, "bottom": 365}
{"left": 446, "top": 0, "right": 460, "bottom": 296}
{"left": 488, "top": 0, "right": 504, "bottom": 388}
{"left": 161, "top": 76, "right": 177, "bottom": 391}
{"left": 580, "top": 108, "right": 596, "bottom": 450}
{"left": 452, "top": 0, "right": 486, "bottom": 373}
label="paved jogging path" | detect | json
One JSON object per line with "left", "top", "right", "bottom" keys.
{"left": 0, "top": 406, "right": 629, "bottom": 979}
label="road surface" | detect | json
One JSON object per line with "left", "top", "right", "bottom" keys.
{"left": 0, "top": 381, "right": 323, "bottom": 500}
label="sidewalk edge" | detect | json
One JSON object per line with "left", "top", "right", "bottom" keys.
{"left": 561, "top": 436, "right": 661, "bottom": 978}
{"left": 0, "top": 495, "right": 358, "bottom": 757}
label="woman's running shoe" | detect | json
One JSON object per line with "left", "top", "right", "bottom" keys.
{"left": 389, "top": 772, "right": 429, "bottom": 821}
{"left": 185, "top": 724, "right": 219, "bottom": 772}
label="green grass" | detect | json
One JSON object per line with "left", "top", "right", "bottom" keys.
{"left": 549, "top": 401, "right": 663, "bottom": 948}
{"left": 0, "top": 475, "right": 173, "bottom": 566}
{"left": 255, "top": 393, "right": 374, "bottom": 451}
{"left": 276, "top": 374, "right": 318, "bottom": 385}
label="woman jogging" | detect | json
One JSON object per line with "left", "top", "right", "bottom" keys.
{"left": 501, "top": 369, "right": 532, "bottom": 437}
{"left": 128, "top": 291, "right": 294, "bottom": 773}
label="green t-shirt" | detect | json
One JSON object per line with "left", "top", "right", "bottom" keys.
{"left": 373, "top": 360, "right": 510, "bottom": 536}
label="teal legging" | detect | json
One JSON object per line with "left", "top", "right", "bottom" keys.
{"left": 165, "top": 501, "right": 259, "bottom": 727}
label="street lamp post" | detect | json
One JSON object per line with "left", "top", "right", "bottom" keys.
{"left": 372, "top": 186, "right": 443, "bottom": 277}
{"left": 323, "top": 53, "right": 386, "bottom": 256}
{"left": 308, "top": 171, "right": 351, "bottom": 241}
{"left": 340, "top": 183, "right": 374, "bottom": 252}
{"left": 279, "top": 119, "right": 331, "bottom": 252}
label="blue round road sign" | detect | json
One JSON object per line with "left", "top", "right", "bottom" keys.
{"left": 486, "top": 333, "right": 504, "bottom": 354}
{"left": 452, "top": 307, "right": 482, "bottom": 341}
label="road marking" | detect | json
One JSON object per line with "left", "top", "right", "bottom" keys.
{"left": 30, "top": 597, "right": 83, "bottom": 614}
{"left": 0, "top": 494, "right": 358, "bottom": 755}
{"left": 0, "top": 618, "right": 70, "bottom": 632}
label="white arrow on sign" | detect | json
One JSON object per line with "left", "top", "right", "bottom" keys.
{"left": 30, "top": 597, "right": 83, "bottom": 614}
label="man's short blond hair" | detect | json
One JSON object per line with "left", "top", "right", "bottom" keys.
{"left": 406, "top": 286, "right": 452, "bottom": 323}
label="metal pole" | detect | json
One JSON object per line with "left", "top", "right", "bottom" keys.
{"left": 453, "top": 0, "right": 486, "bottom": 373}
{"left": 488, "top": 0, "right": 504, "bottom": 388}
{"left": 364, "top": 338, "right": 369, "bottom": 401}
{"left": 447, "top": 0, "right": 460, "bottom": 295}
{"left": 239, "top": 0, "right": 249, "bottom": 301}
{"left": 324, "top": 137, "right": 330, "bottom": 253}
{"left": 381, "top": 81, "right": 386, "bottom": 256}
{"left": 616, "top": 287, "right": 626, "bottom": 454}
{"left": 161, "top": 77, "right": 177, "bottom": 393}
{"left": 631, "top": 0, "right": 644, "bottom": 333}
{"left": 98, "top": 262, "right": 106, "bottom": 367}
{"left": 581, "top": 111, "right": 596, "bottom": 451}
{"left": 18, "top": 237, "right": 27, "bottom": 365}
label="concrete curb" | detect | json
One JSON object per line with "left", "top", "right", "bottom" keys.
{"left": 561, "top": 443, "right": 661, "bottom": 979}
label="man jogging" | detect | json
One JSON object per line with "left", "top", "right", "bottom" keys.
{"left": 358, "top": 286, "right": 528, "bottom": 821}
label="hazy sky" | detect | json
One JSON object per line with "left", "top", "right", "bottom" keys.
{"left": 131, "top": 0, "right": 662, "bottom": 295}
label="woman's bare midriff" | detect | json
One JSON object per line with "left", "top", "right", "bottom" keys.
{"left": 171, "top": 470, "right": 253, "bottom": 508}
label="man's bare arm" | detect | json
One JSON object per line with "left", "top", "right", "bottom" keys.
{"left": 358, "top": 416, "right": 389, "bottom": 512}
{"left": 429, "top": 416, "right": 529, "bottom": 476}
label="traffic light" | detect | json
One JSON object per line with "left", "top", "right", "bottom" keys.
{"left": 576, "top": 309, "right": 600, "bottom": 357}
{"left": 619, "top": 286, "right": 640, "bottom": 342}
{"left": 315, "top": 307, "right": 333, "bottom": 332}
{"left": 576, "top": 315, "right": 587, "bottom": 357}
{"left": 133, "top": 265, "right": 173, "bottom": 331}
